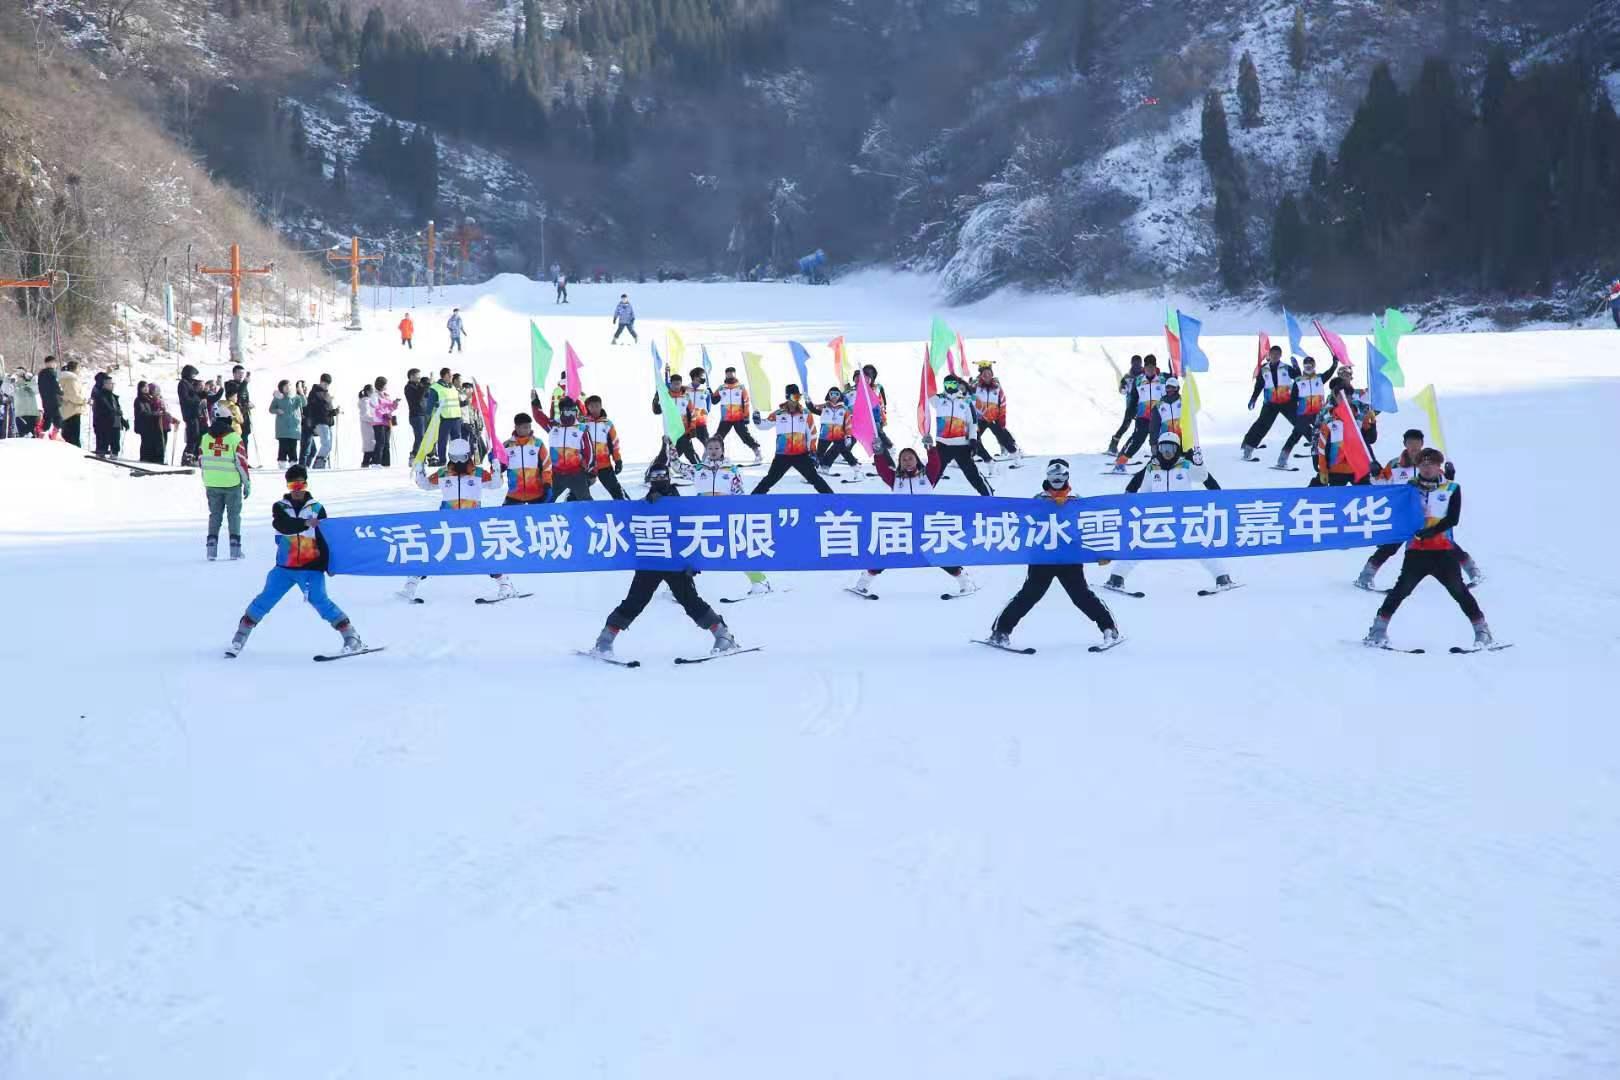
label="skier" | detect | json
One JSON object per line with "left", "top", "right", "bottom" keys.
{"left": 650, "top": 371, "right": 700, "bottom": 467}
{"left": 848, "top": 444, "right": 976, "bottom": 598}
{"left": 1111, "top": 354, "right": 1164, "bottom": 472}
{"left": 580, "top": 395, "right": 628, "bottom": 499}
{"left": 927, "top": 372, "right": 993, "bottom": 495}
{"left": 225, "top": 465, "right": 367, "bottom": 659}
{"left": 1241, "top": 343, "right": 1294, "bottom": 459}
{"left": 1106, "top": 355, "right": 1143, "bottom": 456}
{"left": 751, "top": 384, "right": 835, "bottom": 494}
{"left": 399, "top": 437, "right": 508, "bottom": 603}
{"left": 685, "top": 367, "right": 715, "bottom": 450}
{"left": 1363, "top": 448, "right": 1496, "bottom": 650}
{"left": 611, "top": 293, "right": 638, "bottom": 343}
{"left": 809, "top": 386, "right": 861, "bottom": 476}
{"left": 446, "top": 308, "right": 467, "bottom": 353}
{"left": 1103, "top": 429, "right": 1237, "bottom": 596}
{"left": 987, "top": 459, "right": 1121, "bottom": 650}
{"left": 398, "top": 312, "right": 414, "bottom": 350}
{"left": 589, "top": 462, "right": 740, "bottom": 659}
{"left": 555, "top": 272, "right": 569, "bottom": 304}
{"left": 1309, "top": 381, "right": 1371, "bottom": 487}
{"left": 1154, "top": 375, "right": 1183, "bottom": 446}
{"left": 199, "top": 402, "right": 250, "bottom": 561}
{"left": 1356, "top": 429, "right": 1482, "bottom": 589}
{"left": 1275, "top": 354, "right": 1337, "bottom": 468}
{"left": 712, "top": 366, "right": 762, "bottom": 463}
{"left": 542, "top": 396, "right": 597, "bottom": 502}
{"left": 501, "top": 412, "right": 553, "bottom": 505}
{"left": 691, "top": 436, "right": 773, "bottom": 598}
{"left": 970, "top": 361, "right": 1020, "bottom": 464}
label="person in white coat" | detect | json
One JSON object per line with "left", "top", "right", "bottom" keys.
{"left": 1103, "top": 429, "right": 1237, "bottom": 595}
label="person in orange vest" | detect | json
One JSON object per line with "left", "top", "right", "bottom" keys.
{"left": 398, "top": 312, "right": 414, "bottom": 350}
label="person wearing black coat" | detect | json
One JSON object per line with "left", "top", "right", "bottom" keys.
{"left": 135, "top": 383, "right": 166, "bottom": 463}
{"left": 177, "top": 365, "right": 203, "bottom": 464}
{"left": 90, "top": 372, "right": 128, "bottom": 458}
{"left": 403, "top": 367, "right": 427, "bottom": 460}
{"left": 37, "top": 357, "right": 61, "bottom": 434}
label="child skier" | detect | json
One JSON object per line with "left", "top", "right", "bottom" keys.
{"left": 809, "top": 386, "right": 861, "bottom": 476}
{"left": 1103, "top": 429, "right": 1237, "bottom": 596}
{"left": 692, "top": 436, "right": 772, "bottom": 597}
{"left": 1356, "top": 429, "right": 1482, "bottom": 589}
{"left": 1111, "top": 355, "right": 1163, "bottom": 472}
{"left": 542, "top": 396, "right": 598, "bottom": 501}
{"left": 590, "top": 463, "right": 739, "bottom": 659}
{"left": 1106, "top": 355, "right": 1144, "bottom": 456}
{"left": 927, "top": 373, "right": 993, "bottom": 495}
{"left": 751, "top": 385, "right": 835, "bottom": 494}
{"left": 225, "top": 465, "right": 366, "bottom": 658}
{"left": 987, "top": 459, "right": 1121, "bottom": 650}
{"left": 1363, "top": 448, "right": 1495, "bottom": 650}
{"left": 501, "top": 412, "right": 553, "bottom": 505}
{"left": 712, "top": 366, "right": 762, "bottom": 463}
{"left": 399, "top": 437, "right": 508, "bottom": 603}
{"left": 652, "top": 372, "right": 700, "bottom": 465}
{"left": 848, "top": 445, "right": 976, "bottom": 598}
{"left": 580, "top": 395, "right": 627, "bottom": 498}
{"left": 1276, "top": 354, "right": 1337, "bottom": 468}
{"left": 970, "top": 361, "right": 1020, "bottom": 464}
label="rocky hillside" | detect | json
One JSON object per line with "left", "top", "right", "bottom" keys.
{"left": 10, "top": 0, "right": 1619, "bottom": 321}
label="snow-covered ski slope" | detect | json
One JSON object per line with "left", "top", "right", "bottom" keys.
{"left": 4, "top": 273, "right": 1618, "bottom": 1080}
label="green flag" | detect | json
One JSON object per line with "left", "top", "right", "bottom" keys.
{"left": 928, "top": 316, "right": 955, "bottom": 374}
{"left": 530, "top": 322, "right": 554, "bottom": 388}
{"left": 1373, "top": 308, "right": 1414, "bottom": 388}
{"left": 654, "top": 353, "right": 686, "bottom": 443}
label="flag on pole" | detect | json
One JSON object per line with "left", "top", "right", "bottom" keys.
{"left": 667, "top": 328, "right": 686, "bottom": 375}
{"left": 743, "top": 351, "right": 772, "bottom": 410}
{"left": 1373, "top": 308, "right": 1415, "bottom": 388}
{"left": 829, "top": 336, "right": 848, "bottom": 385}
{"left": 653, "top": 340, "right": 667, "bottom": 378}
{"left": 1367, "top": 340, "right": 1399, "bottom": 414}
{"left": 1254, "top": 332, "right": 1271, "bottom": 377}
{"left": 789, "top": 340, "right": 810, "bottom": 392}
{"left": 478, "top": 381, "right": 509, "bottom": 467}
{"left": 1312, "top": 319, "right": 1351, "bottom": 368}
{"left": 1182, "top": 372, "right": 1203, "bottom": 451}
{"left": 928, "top": 317, "right": 954, "bottom": 375}
{"left": 530, "top": 321, "right": 553, "bottom": 388}
{"left": 1413, "top": 384, "right": 1446, "bottom": 453}
{"left": 917, "top": 347, "right": 937, "bottom": 434}
{"left": 954, "top": 331, "right": 972, "bottom": 377}
{"left": 1098, "top": 343, "right": 1124, "bottom": 382}
{"left": 564, "top": 342, "right": 584, "bottom": 400}
{"left": 700, "top": 344, "right": 713, "bottom": 381}
{"left": 1284, "top": 308, "right": 1305, "bottom": 359}
{"left": 850, "top": 372, "right": 878, "bottom": 454}
{"left": 1330, "top": 391, "right": 1374, "bottom": 481}
{"left": 1176, "top": 310, "right": 1209, "bottom": 372}
{"left": 653, "top": 352, "right": 686, "bottom": 443}
{"left": 1164, "top": 307, "right": 1183, "bottom": 375}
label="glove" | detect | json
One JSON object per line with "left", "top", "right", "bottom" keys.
{"left": 614, "top": 459, "right": 623, "bottom": 475}
{"left": 1443, "top": 462, "right": 1455, "bottom": 481}
{"left": 121, "top": 419, "right": 130, "bottom": 430}
{"left": 1247, "top": 400, "right": 1256, "bottom": 411}
{"left": 843, "top": 436, "right": 854, "bottom": 450}
{"left": 244, "top": 482, "right": 252, "bottom": 499}
{"left": 752, "top": 411, "right": 762, "bottom": 424}
{"left": 923, "top": 434, "right": 934, "bottom": 448}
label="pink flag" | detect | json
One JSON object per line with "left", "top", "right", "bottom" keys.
{"left": 1255, "top": 331, "right": 1271, "bottom": 377}
{"left": 482, "top": 383, "right": 509, "bottom": 467}
{"left": 955, "top": 332, "right": 968, "bottom": 377}
{"left": 564, "top": 342, "right": 584, "bottom": 400}
{"left": 1312, "top": 319, "right": 1350, "bottom": 368}
{"left": 850, "top": 372, "right": 878, "bottom": 455}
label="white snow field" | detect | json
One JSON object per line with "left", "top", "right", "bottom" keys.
{"left": 3, "top": 274, "right": 1618, "bottom": 1080}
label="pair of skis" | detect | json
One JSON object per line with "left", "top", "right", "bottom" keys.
{"left": 1357, "top": 641, "right": 1514, "bottom": 655}
{"left": 971, "top": 634, "right": 1126, "bottom": 656}
{"left": 1101, "top": 582, "right": 1244, "bottom": 599}
{"left": 575, "top": 646, "right": 763, "bottom": 668}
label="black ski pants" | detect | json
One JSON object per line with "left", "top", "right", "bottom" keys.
{"left": 974, "top": 420, "right": 1018, "bottom": 460}
{"left": 612, "top": 320, "right": 638, "bottom": 343}
{"left": 1109, "top": 401, "right": 1134, "bottom": 444}
{"left": 1377, "top": 549, "right": 1484, "bottom": 622}
{"left": 1368, "top": 541, "right": 1472, "bottom": 572}
{"left": 752, "top": 453, "right": 833, "bottom": 494}
{"left": 589, "top": 469, "right": 628, "bottom": 499}
{"left": 819, "top": 438, "right": 860, "bottom": 469}
{"left": 1281, "top": 414, "right": 1317, "bottom": 454}
{"left": 1242, "top": 402, "right": 1288, "bottom": 450}
{"left": 714, "top": 419, "right": 760, "bottom": 452}
{"left": 993, "top": 565, "right": 1116, "bottom": 636}
{"left": 935, "top": 443, "right": 992, "bottom": 495}
{"left": 551, "top": 472, "right": 595, "bottom": 502}
{"left": 1118, "top": 417, "right": 1152, "bottom": 462}
{"left": 609, "top": 570, "right": 719, "bottom": 632}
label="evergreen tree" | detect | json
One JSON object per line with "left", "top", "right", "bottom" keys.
{"left": 1201, "top": 91, "right": 1249, "bottom": 290}
{"left": 1289, "top": 6, "right": 1307, "bottom": 76}
{"left": 1271, "top": 194, "right": 1305, "bottom": 284}
{"left": 332, "top": 154, "right": 348, "bottom": 194}
{"left": 289, "top": 105, "right": 309, "bottom": 162}
{"left": 1072, "top": 0, "right": 1097, "bottom": 74}
{"left": 1237, "top": 51, "right": 1262, "bottom": 128}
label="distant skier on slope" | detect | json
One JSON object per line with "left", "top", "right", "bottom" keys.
{"left": 398, "top": 437, "right": 508, "bottom": 603}
{"left": 1363, "top": 448, "right": 1496, "bottom": 650}
{"left": 589, "top": 462, "right": 740, "bottom": 659}
{"left": 985, "top": 459, "right": 1121, "bottom": 651}
{"left": 847, "top": 444, "right": 976, "bottom": 599}
{"left": 1356, "top": 429, "right": 1482, "bottom": 590}
{"left": 1102, "top": 429, "right": 1238, "bottom": 597}
{"left": 225, "top": 465, "right": 367, "bottom": 659}
{"left": 446, "top": 308, "right": 467, "bottom": 353}
{"left": 611, "top": 294, "right": 638, "bottom": 343}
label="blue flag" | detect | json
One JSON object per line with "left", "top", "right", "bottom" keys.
{"left": 652, "top": 340, "right": 665, "bottom": 373}
{"left": 700, "top": 344, "right": 713, "bottom": 380}
{"left": 1284, "top": 309, "right": 1305, "bottom": 359}
{"left": 788, "top": 341, "right": 810, "bottom": 394}
{"left": 1367, "top": 341, "right": 1398, "bottom": 414}
{"left": 1177, "top": 310, "right": 1209, "bottom": 372}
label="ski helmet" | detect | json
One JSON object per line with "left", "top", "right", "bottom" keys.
{"left": 1045, "top": 458, "right": 1070, "bottom": 487}
{"left": 212, "top": 403, "right": 233, "bottom": 421}
{"left": 446, "top": 437, "right": 472, "bottom": 464}
{"left": 1156, "top": 429, "right": 1182, "bottom": 452}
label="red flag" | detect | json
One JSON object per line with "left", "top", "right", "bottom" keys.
{"left": 1255, "top": 332, "right": 1271, "bottom": 377}
{"left": 917, "top": 347, "right": 937, "bottom": 435}
{"left": 955, "top": 332, "right": 968, "bottom": 377}
{"left": 1331, "top": 391, "right": 1373, "bottom": 482}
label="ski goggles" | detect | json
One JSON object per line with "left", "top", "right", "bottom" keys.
{"left": 1045, "top": 459, "right": 1070, "bottom": 486}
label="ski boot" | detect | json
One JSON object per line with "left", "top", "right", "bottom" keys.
{"left": 1109, "top": 460, "right": 1127, "bottom": 475}
{"left": 1275, "top": 449, "right": 1290, "bottom": 469}
{"left": 746, "top": 577, "right": 773, "bottom": 597}
{"left": 206, "top": 536, "right": 219, "bottom": 562}
{"left": 1355, "top": 563, "right": 1377, "bottom": 590}
{"left": 593, "top": 624, "right": 619, "bottom": 656}
{"left": 1214, "top": 574, "right": 1234, "bottom": 588}
{"left": 987, "top": 626, "right": 1012, "bottom": 648}
{"left": 710, "top": 621, "right": 738, "bottom": 654}
{"left": 495, "top": 577, "right": 518, "bottom": 601}
{"left": 225, "top": 615, "right": 256, "bottom": 657}
{"left": 952, "top": 570, "right": 978, "bottom": 596}
{"left": 336, "top": 620, "right": 366, "bottom": 655}
{"left": 396, "top": 578, "right": 421, "bottom": 603}
{"left": 1472, "top": 621, "right": 1494, "bottom": 648}
{"left": 752, "top": 448, "right": 763, "bottom": 466}
{"left": 1105, "top": 573, "right": 1127, "bottom": 590}
{"left": 1099, "top": 627, "right": 1122, "bottom": 648}
{"left": 1362, "top": 616, "right": 1391, "bottom": 648}
{"left": 229, "top": 536, "right": 244, "bottom": 560}
{"left": 849, "top": 571, "right": 876, "bottom": 595}
{"left": 1241, "top": 445, "right": 1256, "bottom": 462}
{"left": 1105, "top": 436, "right": 1119, "bottom": 456}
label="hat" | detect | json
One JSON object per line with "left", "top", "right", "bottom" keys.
{"left": 513, "top": 412, "right": 534, "bottom": 426}
{"left": 446, "top": 437, "right": 472, "bottom": 463}
{"left": 212, "top": 403, "right": 233, "bottom": 420}
{"left": 1156, "top": 428, "right": 1182, "bottom": 445}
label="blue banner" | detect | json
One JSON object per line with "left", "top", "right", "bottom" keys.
{"left": 322, "top": 488, "right": 1423, "bottom": 577}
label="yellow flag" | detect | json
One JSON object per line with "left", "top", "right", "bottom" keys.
{"left": 743, "top": 351, "right": 772, "bottom": 410}
{"left": 1181, "top": 372, "right": 1202, "bottom": 451}
{"left": 1413, "top": 384, "right": 1446, "bottom": 453}
{"left": 666, "top": 328, "right": 686, "bottom": 377}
